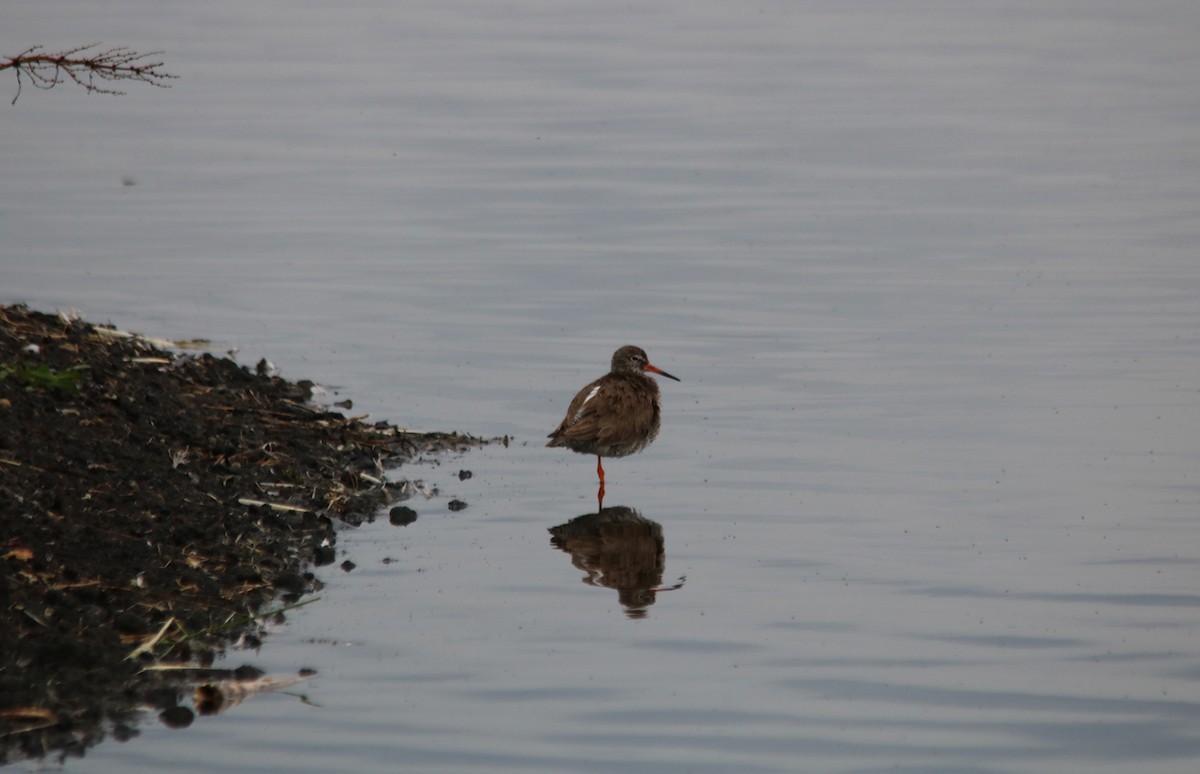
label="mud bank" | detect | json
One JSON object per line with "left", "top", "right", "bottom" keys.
{"left": 0, "top": 304, "right": 497, "bottom": 764}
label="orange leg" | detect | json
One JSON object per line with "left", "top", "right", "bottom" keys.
{"left": 595, "top": 456, "right": 607, "bottom": 510}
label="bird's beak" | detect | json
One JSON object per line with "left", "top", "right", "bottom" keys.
{"left": 645, "top": 363, "right": 680, "bottom": 382}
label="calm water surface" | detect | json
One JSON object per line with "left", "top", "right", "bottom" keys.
{"left": 4, "top": 1, "right": 1200, "bottom": 772}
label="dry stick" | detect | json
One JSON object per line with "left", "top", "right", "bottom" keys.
{"left": 1, "top": 44, "right": 176, "bottom": 104}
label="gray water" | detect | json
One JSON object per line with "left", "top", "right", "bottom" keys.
{"left": 4, "top": 1, "right": 1200, "bottom": 772}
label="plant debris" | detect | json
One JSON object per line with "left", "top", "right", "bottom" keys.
{"left": 0, "top": 304, "right": 498, "bottom": 764}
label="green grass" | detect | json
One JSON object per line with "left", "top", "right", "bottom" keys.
{"left": 0, "top": 361, "right": 88, "bottom": 393}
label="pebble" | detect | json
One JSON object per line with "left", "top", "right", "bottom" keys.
{"left": 159, "top": 706, "right": 194, "bottom": 729}
{"left": 313, "top": 545, "right": 337, "bottom": 565}
{"left": 389, "top": 506, "right": 418, "bottom": 526}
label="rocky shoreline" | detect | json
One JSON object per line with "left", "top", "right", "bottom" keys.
{"left": 0, "top": 304, "right": 497, "bottom": 764}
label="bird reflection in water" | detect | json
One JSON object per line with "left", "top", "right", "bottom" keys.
{"left": 548, "top": 506, "right": 685, "bottom": 619}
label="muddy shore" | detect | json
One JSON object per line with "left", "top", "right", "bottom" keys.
{"left": 0, "top": 304, "right": 497, "bottom": 764}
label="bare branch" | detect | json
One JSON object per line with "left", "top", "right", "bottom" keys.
{"left": 1, "top": 44, "right": 176, "bottom": 104}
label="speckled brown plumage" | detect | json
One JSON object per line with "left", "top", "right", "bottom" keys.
{"left": 547, "top": 345, "right": 679, "bottom": 485}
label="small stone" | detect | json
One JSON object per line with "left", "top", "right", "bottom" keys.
{"left": 340, "top": 560, "right": 356, "bottom": 572}
{"left": 159, "top": 706, "right": 194, "bottom": 729}
{"left": 448, "top": 499, "right": 467, "bottom": 512}
{"left": 272, "top": 572, "right": 307, "bottom": 595}
{"left": 313, "top": 544, "right": 336, "bottom": 566}
{"left": 144, "top": 687, "right": 181, "bottom": 710}
{"left": 458, "top": 469, "right": 472, "bottom": 480}
{"left": 389, "top": 506, "right": 417, "bottom": 526}
{"left": 112, "top": 724, "right": 138, "bottom": 742}
{"left": 234, "top": 664, "right": 265, "bottom": 681}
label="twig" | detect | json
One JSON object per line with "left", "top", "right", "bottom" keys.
{"left": 126, "top": 616, "right": 179, "bottom": 660}
{"left": 237, "top": 497, "right": 313, "bottom": 514}
{"left": 2, "top": 44, "right": 176, "bottom": 104}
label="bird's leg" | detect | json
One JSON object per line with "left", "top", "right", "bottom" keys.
{"left": 596, "top": 456, "right": 606, "bottom": 510}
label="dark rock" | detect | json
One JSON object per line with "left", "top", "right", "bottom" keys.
{"left": 313, "top": 544, "right": 336, "bottom": 566}
{"left": 272, "top": 572, "right": 308, "bottom": 595}
{"left": 158, "top": 706, "right": 194, "bottom": 729}
{"left": 389, "top": 506, "right": 418, "bottom": 526}
{"left": 233, "top": 664, "right": 264, "bottom": 681}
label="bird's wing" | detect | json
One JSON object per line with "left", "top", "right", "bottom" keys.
{"left": 548, "top": 377, "right": 603, "bottom": 440}
{"left": 557, "top": 381, "right": 656, "bottom": 447}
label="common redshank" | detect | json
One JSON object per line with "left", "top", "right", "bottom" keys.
{"left": 547, "top": 345, "right": 680, "bottom": 489}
